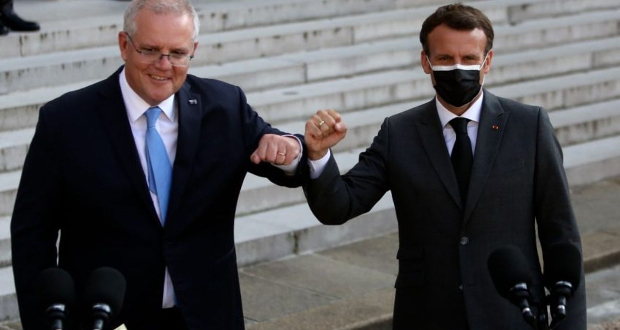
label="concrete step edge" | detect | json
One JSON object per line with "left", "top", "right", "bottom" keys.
{"left": 1, "top": 98, "right": 619, "bottom": 206}
{"left": 2, "top": 0, "right": 618, "bottom": 58}
{"left": 3, "top": 32, "right": 620, "bottom": 97}
{"left": 3, "top": 5, "right": 619, "bottom": 71}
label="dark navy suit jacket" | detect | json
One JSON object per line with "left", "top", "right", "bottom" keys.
{"left": 11, "top": 67, "right": 306, "bottom": 329}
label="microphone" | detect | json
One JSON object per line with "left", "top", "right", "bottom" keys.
{"left": 36, "top": 268, "right": 76, "bottom": 330}
{"left": 488, "top": 246, "right": 537, "bottom": 327}
{"left": 83, "top": 267, "right": 126, "bottom": 330}
{"left": 544, "top": 242, "right": 582, "bottom": 328}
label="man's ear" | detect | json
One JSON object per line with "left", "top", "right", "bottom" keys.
{"left": 421, "top": 50, "right": 432, "bottom": 74}
{"left": 119, "top": 32, "right": 129, "bottom": 62}
{"left": 482, "top": 49, "right": 493, "bottom": 74}
{"left": 192, "top": 41, "right": 199, "bottom": 56}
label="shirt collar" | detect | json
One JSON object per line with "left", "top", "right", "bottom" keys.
{"left": 436, "top": 90, "right": 484, "bottom": 128}
{"left": 119, "top": 68, "right": 176, "bottom": 123}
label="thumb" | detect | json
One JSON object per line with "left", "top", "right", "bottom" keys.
{"left": 250, "top": 151, "right": 261, "bottom": 164}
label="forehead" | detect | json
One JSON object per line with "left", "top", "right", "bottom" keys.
{"left": 427, "top": 24, "right": 487, "bottom": 56}
{"left": 133, "top": 9, "right": 194, "bottom": 46}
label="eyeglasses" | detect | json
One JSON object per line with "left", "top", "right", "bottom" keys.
{"left": 125, "top": 33, "right": 194, "bottom": 67}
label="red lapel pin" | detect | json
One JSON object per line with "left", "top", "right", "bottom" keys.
{"left": 492, "top": 125, "right": 499, "bottom": 130}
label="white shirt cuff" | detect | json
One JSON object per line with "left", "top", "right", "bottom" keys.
{"left": 272, "top": 135, "right": 303, "bottom": 175}
{"left": 308, "top": 149, "right": 331, "bottom": 179}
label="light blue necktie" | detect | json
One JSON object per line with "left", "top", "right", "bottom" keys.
{"left": 145, "top": 106, "right": 172, "bottom": 224}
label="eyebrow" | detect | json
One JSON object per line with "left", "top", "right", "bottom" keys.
{"left": 138, "top": 43, "right": 190, "bottom": 53}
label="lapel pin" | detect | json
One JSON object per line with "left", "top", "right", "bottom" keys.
{"left": 188, "top": 99, "right": 198, "bottom": 105}
{"left": 492, "top": 125, "right": 499, "bottom": 130}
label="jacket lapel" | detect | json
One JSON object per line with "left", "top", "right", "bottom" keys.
{"left": 415, "top": 100, "right": 463, "bottom": 209}
{"left": 95, "top": 68, "right": 160, "bottom": 222}
{"left": 463, "top": 91, "right": 509, "bottom": 225}
{"left": 165, "top": 82, "right": 202, "bottom": 229}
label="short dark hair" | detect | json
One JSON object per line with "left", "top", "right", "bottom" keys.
{"left": 420, "top": 3, "right": 494, "bottom": 56}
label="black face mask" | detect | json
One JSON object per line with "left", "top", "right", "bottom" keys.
{"left": 428, "top": 54, "right": 488, "bottom": 107}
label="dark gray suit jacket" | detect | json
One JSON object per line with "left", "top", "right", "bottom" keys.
{"left": 303, "top": 90, "right": 586, "bottom": 330}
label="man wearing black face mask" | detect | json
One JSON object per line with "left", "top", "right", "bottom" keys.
{"left": 301, "top": 3, "right": 586, "bottom": 330}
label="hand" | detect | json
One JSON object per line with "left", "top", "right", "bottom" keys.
{"left": 250, "top": 134, "right": 301, "bottom": 165}
{"left": 305, "top": 109, "right": 347, "bottom": 160}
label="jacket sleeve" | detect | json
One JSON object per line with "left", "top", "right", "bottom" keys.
{"left": 303, "top": 118, "right": 391, "bottom": 225}
{"left": 237, "top": 86, "right": 309, "bottom": 187}
{"left": 11, "top": 107, "right": 64, "bottom": 329}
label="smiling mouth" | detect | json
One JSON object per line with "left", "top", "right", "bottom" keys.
{"left": 150, "top": 74, "right": 170, "bottom": 81}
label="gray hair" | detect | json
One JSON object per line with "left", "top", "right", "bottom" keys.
{"left": 123, "top": 0, "right": 200, "bottom": 40}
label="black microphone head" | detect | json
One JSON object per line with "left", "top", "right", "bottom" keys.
{"left": 36, "top": 267, "right": 76, "bottom": 311}
{"left": 488, "top": 246, "right": 534, "bottom": 298}
{"left": 84, "top": 267, "right": 127, "bottom": 316}
{"left": 544, "top": 242, "right": 582, "bottom": 290}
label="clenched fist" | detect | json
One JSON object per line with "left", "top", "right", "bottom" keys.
{"left": 305, "top": 109, "right": 348, "bottom": 160}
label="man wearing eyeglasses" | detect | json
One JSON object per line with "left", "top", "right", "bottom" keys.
{"left": 10, "top": 0, "right": 306, "bottom": 329}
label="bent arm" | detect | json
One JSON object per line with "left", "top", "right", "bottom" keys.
{"left": 303, "top": 118, "right": 391, "bottom": 225}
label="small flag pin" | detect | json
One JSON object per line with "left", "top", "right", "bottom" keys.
{"left": 492, "top": 125, "right": 499, "bottom": 130}
{"left": 188, "top": 99, "right": 198, "bottom": 105}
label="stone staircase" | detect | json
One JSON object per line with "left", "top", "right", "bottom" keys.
{"left": 0, "top": 0, "right": 619, "bottom": 323}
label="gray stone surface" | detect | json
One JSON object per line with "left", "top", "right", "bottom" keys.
{"left": 239, "top": 272, "right": 336, "bottom": 322}
{"left": 317, "top": 233, "right": 399, "bottom": 276}
{"left": 241, "top": 254, "right": 395, "bottom": 299}
{"left": 586, "top": 265, "right": 620, "bottom": 326}
{"left": 571, "top": 177, "right": 620, "bottom": 236}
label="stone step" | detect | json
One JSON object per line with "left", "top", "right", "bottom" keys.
{"left": 4, "top": 0, "right": 618, "bottom": 59}
{"left": 504, "top": 0, "right": 620, "bottom": 24}
{"left": 0, "top": 216, "right": 9, "bottom": 268}
{"left": 0, "top": 0, "right": 457, "bottom": 59}
{"left": 236, "top": 98, "right": 620, "bottom": 217}
{"left": 2, "top": 131, "right": 619, "bottom": 265}
{"left": 2, "top": 4, "right": 619, "bottom": 95}
{"left": 0, "top": 266, "right": 17, "bottom": 323}
{"left": 2, "top": 31, "right": 619, "bottom": 130}
{"left": 0, "top": 7, "right": 617, "bottom": 126}
{"left": 1, "top": 94, "right": 619, "bottom": 217}
{"left": 0, "top": 172, "right": 19, "bottom": 218}
{"left": 564, "top": 135, "right": 620, "bottom": 187}
{"left": 236, "top": 138, "right": 620, "bottom": 268}
{"left": 248, "top": 65, "right": 620, "bottom": 124}
{"left": 0, "top": 33, "right": 613, "bottom": 133}
{"left": 3, "top": 17, "right": 620, "bottom": 99}
{"left": 552, "top": 99, "right": 620, "bottom": 147}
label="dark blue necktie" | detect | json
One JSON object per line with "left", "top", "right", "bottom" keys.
{"left": 450, "top": 117, "right": 473, "bottom": 205}
{"left": 145, "top": 106, "right": 172, "bottom": 224}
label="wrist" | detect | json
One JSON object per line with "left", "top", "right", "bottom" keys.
{"left": 308, "top": 149, "right": 328, "bottom": 161}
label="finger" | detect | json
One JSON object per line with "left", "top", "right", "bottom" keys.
{"left": 250, "top": 151, "right": 261, "bottom": 164}
{"left": 334, "top": 121, "right": 348, "bottom": 133}
{"left": 283, "top": 139, "right": 300, "bottom": 165}
{"left": 251, "top": 139, "right": 268, "bottom": 163}
{"left": 265, "top": 140, "right": 281, "bottom": 163}
{"left": 321, "top": 112, "right": 337, "bottom": 133}
{"left": 275, "top": 153, "right": 286, "bottom": 165}
{"left": 326, "top": 109, "right": 342, "bottom": 123}
{"left": 308, "top": 115, "right": 325, "bottom": 139}
{"left": 315, "top": 114, "right": 333, "bottom": 136}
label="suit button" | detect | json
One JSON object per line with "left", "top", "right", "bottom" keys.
{"left": 460, "top": 237, "right": 469, "bottom": 245}
{"left": 459, "top": 284, "right": 463, "bottom": 291}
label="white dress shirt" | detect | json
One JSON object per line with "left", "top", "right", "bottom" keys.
{"left": 119, "top": 69, "right": 178, "bottom": 308}
{"left": 309, "top": 91, "right": 485, "bottom": 178}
